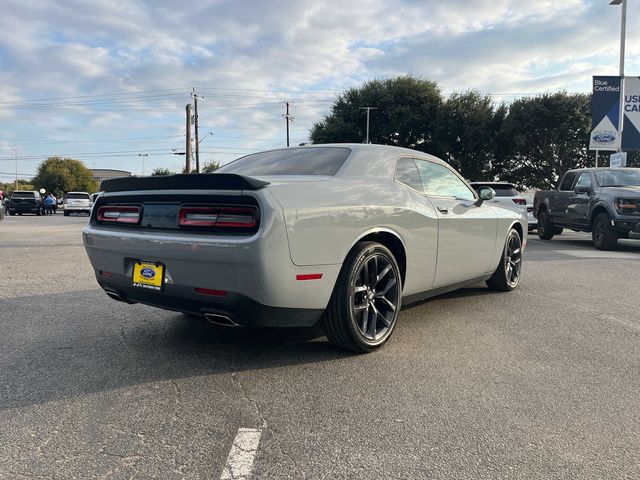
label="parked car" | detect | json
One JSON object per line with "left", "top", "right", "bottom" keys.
{"left": 7, "top": 190, "right": 44, "bottom": 216}
{"left": 469, "top": 182, "right": 535, "bottom": 231}
{"left": 83, "top": 144, "right": 527, "bottom": 352}
{"left": 533, "top": 167, "right": 640, "bottom": 250}
{"left": 63, "top": 191, "right": 92, "bottom": 216}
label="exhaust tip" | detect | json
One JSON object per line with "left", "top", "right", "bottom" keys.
{"left": 104, "top": 289, "right": 134, "bottom": 304}
{"left": 204, "top": 313, "right": 239, "bottom": 327}
{"left": 105, "top": 290, "right": 124, "bottom": 302}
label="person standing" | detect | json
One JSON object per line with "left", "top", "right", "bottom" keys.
{"left": 51, "top": 194, "right": 58, "bottom": 214}
{"left": 44, "top": 194, "right": 54, "bottom": 215}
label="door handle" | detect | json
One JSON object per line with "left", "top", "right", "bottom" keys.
{"left": 437, "top": 206, "right": 448, "bottom": 213}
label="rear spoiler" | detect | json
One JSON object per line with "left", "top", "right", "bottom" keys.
{"left": 100, "top": 173, "right": 269, "bottom": 193}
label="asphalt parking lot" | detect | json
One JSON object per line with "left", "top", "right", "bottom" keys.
{"left": 1, "top": 214, "right": 639, "bottom": 479}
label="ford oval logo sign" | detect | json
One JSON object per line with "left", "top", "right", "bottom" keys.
{"left": 592, "top": 130, "right": 616, "bottom": 143}
{"left": 140, "top": 267, "right": 155, "bottom": 279}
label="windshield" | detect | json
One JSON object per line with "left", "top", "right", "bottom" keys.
{"left": 11, "top": 192, "right": 35, "bottom": 199}
{"left": 598, "top": 169, "right": 640, "bottom": 187}
{"left": 216, "top": 147, "right": 351, "bottom": 176}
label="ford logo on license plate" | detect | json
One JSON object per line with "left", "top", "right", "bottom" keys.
{"left": 140, "top": 267, "right": 156, "bottom": 279}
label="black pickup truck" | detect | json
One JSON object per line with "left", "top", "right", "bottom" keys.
{"left": 7, "top": 190, "right": 44, "bottom": 216}
{"left": 533, "top": 168, "right": 640, "bottom": 250}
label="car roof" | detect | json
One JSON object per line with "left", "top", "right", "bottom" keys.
{"left": 233, "top": 143, "right": 453, "bottom": 181}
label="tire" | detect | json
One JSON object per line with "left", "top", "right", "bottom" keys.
{"left": 487, "top": 228, "right": 523, "bottom": 292}
{"left": 592, "top": 212, "right": 618, "bottom": 250}
{"left": 9, "top": 211, "right": 14, "bottom": 216}
{"left": 553, "top": 227, "right": 563, "bottom": 235}
{"left": 64, "top": 211, "right": 69, "bottom": 216}
{"left": 537, "top": 210, "right": 555, "bottom": 240}
{"left": 323, "top": 241, "right": 402, "bottom": 353}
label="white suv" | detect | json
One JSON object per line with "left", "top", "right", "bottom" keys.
{"left": 469, "top": 182, "right": 536, "bottom": 231}
{"left": 64, "top": 191, "right": 92, "bottom": 216}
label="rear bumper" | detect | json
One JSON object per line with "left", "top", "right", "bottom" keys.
{"left": 97, "top": 272, "right": 323, "bottom": 327}
{"left": 65, "top": 205, "right": 91, "bottom": 211}
{"left": 82, "top": 201, "right": 341, "bottom": 314}
{"left": 9, "top": 205, "right": 41, "bottom": 213}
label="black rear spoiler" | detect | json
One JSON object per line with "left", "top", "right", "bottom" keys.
{"left": 100, "top": 173, "right": 269, "bottom": 193}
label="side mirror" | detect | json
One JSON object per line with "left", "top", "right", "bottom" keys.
{"left": 574, "top": 185, "right": 590, "bottom": 195}
{"left": 475, "top": 187, "right": 495, "bottom": 206}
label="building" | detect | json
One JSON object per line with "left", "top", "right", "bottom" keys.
{"left": 89, "top": 169, "right": 132, "bottom": 184}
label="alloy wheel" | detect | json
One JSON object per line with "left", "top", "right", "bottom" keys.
{"left": 504, "top": 232, "right": 522, "bottom": 288}
{"left": 350, "top": 253, "right": 400, "bottom": 342}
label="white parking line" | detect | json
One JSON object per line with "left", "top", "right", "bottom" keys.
{"left": 220, "top": 428, "right": 262, "bottom": 480}
{"left": 553, "top": 249, "right": 640, "bottom": 260}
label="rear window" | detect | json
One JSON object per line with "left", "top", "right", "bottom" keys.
{"left": 11, "top": 192, "right": 35, "bottom": 199}
{"left": 66, "top": 193, "right": 90, "bottom": 200}
{"left": 216, "top": 147, "right": 351, "bottom": 176}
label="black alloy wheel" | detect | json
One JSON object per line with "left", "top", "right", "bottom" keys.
{"left": 324, "top": 242, "right": 402, "bottom": 352}
{"left": 537, "top": 210, "right": 554, "bottom": 240}
{"left": 592, "top": 212, "right": 618, "bottom": 250}
{"left": 487, "top": 228, "right": 522, "bottom": 291}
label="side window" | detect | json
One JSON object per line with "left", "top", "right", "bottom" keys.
{"left": 414, "top": 160, "right": 475, "bottom": 201}
{"left": 394, "top": 157, "right": 424, "bottom": 193}
{"left": 575, "top": 172, "right": 592, "bottom": 189}
{"left": 560, "top": 172, "right": 578, "bottom": 191}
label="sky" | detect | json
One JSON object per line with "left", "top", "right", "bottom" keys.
{"left": 1, "top": 0, "right": 639, "bottom": 182}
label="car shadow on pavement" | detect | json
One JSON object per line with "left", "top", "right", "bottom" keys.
{"left": 0, "top": 290, "right": 351, "bottom": 411}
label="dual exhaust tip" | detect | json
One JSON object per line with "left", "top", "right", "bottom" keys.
{"left": 204, "top": 313, "right": 239, "bottom": 327}
{"left": 105, "top": 289, "right": 238, "bottom": 327}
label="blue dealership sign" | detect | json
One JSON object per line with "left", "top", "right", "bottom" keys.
{"left": 590, "top": 76, "right": 621, "bottom": 151}
{"left": 622, "top": 76, "right": 640, "bottom": 151}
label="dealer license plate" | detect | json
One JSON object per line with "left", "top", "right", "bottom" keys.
{"left": 132, "top": 261, "right": 164, "bottom": 291}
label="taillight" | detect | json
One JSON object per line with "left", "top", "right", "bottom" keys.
{"left": 512, "top": 198, "right": 526, "bottom": 205}
{"left": 178, "top": 206, "right": 257, "bottom": 228}
{"left": 97, "top": 206, "right": 141, "bottom": 224}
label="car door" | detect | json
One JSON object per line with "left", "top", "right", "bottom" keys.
{"left": 552, "top": 171, "right": 578, "bottom": 224}
{"left": 568, "top": 171, "right": 593, "bottom": 228}
{"left": 414, "top": 159, "right": 498, "bottom": 287}
{"left": 394, "top": 157, "right": 439, "bottom": 293}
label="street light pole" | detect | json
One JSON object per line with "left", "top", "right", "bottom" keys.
{"left": 138, "top": 153, "right": 149, "bottom": 176}
{"left": 610, "top": 0, "right": 627, "bottom": 153}
{"left": 12, "top": 148, "right": 18, "bottom": 190}
{"left": 359, "top": 107, "right": 377, "bottom": 143}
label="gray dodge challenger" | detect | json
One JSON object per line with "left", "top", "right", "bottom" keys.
{"left": 83, "top": 144, "right": 527, "bottom": 352}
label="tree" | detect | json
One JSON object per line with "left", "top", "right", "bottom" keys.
{"left": 151, "top": 167, "right": 174, "bottom": 176}
{"left": 310, "top": 75, "right": 442, "bottom": 151}
{"left": 495, "top": 92, "right": 592, "bottom": 189}
{"left": 32, "top": 157, "right": 98, "bottom": 196}
{"left": 201, "top": 161, "right": 221, "bottom": 173}
{"left": 0, "top": 180, "right": 35, "bottom": 196}
{"left": 433, "top": 91, "right": 504, "bottom": 181}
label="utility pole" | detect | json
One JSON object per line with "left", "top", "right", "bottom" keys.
{"left": 610, "top": 0, "right": 627, "bottom": 153}
{"left": 185, "top": 104, "right": 193, "bottom": 173}
{"left": 359, "top": 107, "right": 377, "bottom": 143}
{"left": 283, "top": 101, "right": 293, "bottom": 147}
{"left": 13, "top": 148, "right": 18, "bottom": 190}
{"left": 192, "top": 89, "right": 205, "bottom": 172}
{"left": 138, "top": 153, "right": 149, "bottom": 175}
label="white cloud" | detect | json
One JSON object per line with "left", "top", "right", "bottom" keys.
{"left": 0, "top": 0, "right": 638, "bottom": 178}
